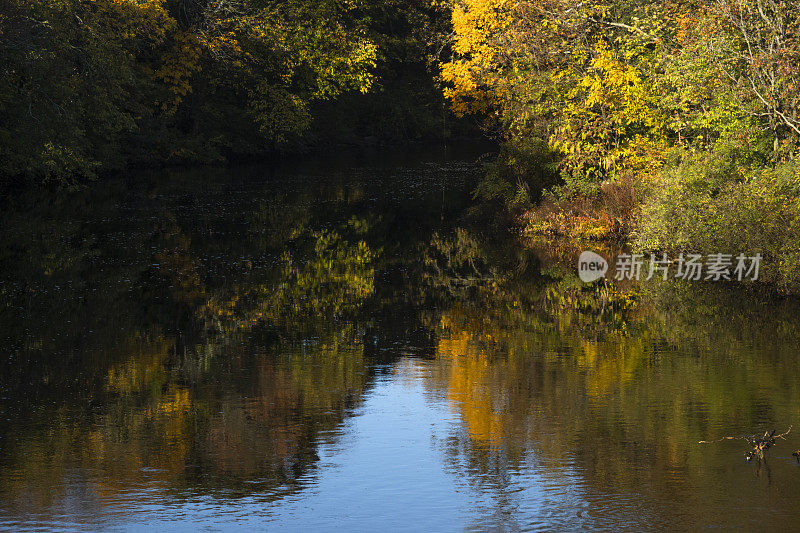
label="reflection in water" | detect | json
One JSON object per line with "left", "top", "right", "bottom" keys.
{"left": 2, "top": 144, "right": 800, "bottom": 530}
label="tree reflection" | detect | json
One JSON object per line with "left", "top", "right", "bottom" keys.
{"left": 3, "top": 157, "right": 800, "bottom": 529}
{"left": 0, "top": 169, "right": 389, "bottom": 519}
{"left": 428, "top": 269, "right": 800, "bottom": 525}
{"left": 0, "top": 152, "right": 482, "bottom": 523}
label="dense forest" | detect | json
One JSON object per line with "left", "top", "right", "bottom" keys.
{"left": 0, "top": 0, "right": 456, "bottom": 186}
{"left": 3, "top": 0, "right": 800, "bottom": 289}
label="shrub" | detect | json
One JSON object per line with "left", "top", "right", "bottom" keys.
{"left": 521, "top": 171, "right": 640, "bottom": 240}
{"left": 636, "top": 136, "right": 800, "bottom": 290}
{"left": 473, "top": 136, "right": 560, "bottom": 213}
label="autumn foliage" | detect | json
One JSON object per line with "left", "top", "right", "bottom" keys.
{"left": 441, "top": 0, "right": 800, "bottom": 288}
{"left": 442, "top": 1, "right": 800, "bottom": 179}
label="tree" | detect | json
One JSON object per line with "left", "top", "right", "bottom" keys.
{"left": 715, "top": 0, "right": 800, "bottom": 150}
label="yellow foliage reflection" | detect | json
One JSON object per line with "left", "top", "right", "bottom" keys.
{"left": 437, "top": 323, "right": 504, "bottom": 446}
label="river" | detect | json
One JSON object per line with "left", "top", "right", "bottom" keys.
{"left": 1, "top": 143, "right": 800, "bottom": 531}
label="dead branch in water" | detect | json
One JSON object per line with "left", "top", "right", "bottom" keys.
{"left": 699, "top": 426, "right": 792, "bottom": 462}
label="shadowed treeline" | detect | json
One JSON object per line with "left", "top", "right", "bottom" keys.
{"left": 0, "top": 0, "right": 472, "bottom": 188}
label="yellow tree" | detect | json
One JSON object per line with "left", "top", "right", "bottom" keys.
{"left": 439, "top": 0, "right": 513, "bottom": 116}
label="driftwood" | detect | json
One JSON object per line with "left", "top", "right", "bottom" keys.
{"left": 699, "top": 426, "right": 792, "bottom": 462}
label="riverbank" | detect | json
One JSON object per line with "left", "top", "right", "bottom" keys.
{"left": 492, "top": 137, "right": 800, "bottom": 294}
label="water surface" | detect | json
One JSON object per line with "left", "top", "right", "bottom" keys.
{"left": 2, "top": 144, "right": 800, "bottom": 531}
